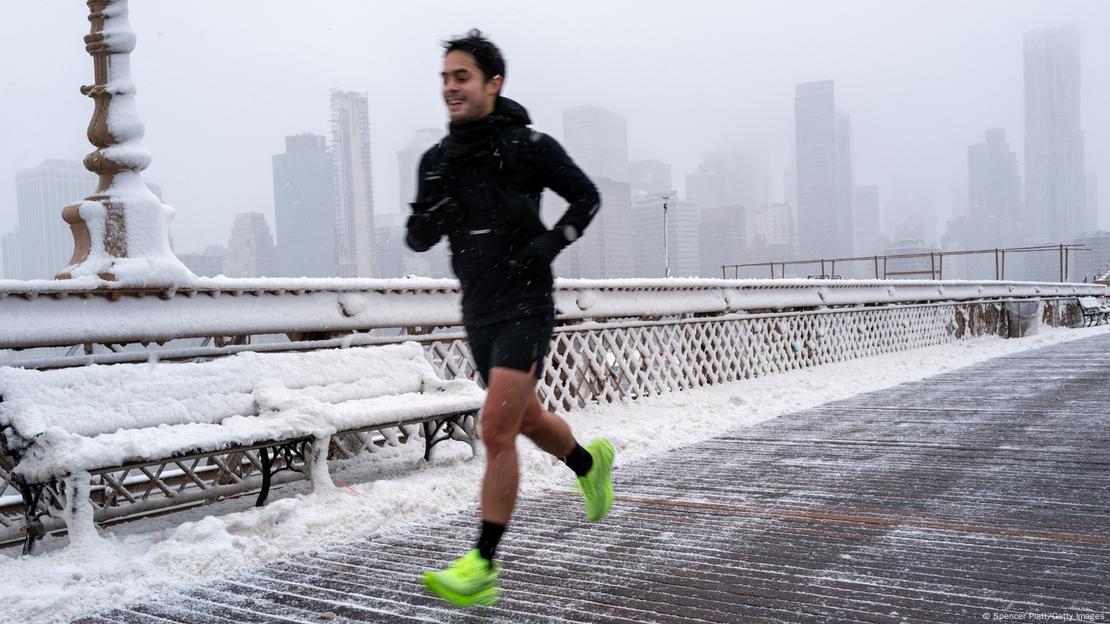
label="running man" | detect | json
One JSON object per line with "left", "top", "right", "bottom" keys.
{"left": 405, "top": 29, "right": 614, "bottom": 607}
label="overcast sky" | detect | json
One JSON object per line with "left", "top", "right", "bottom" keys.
{"left": 2, "top": 0, "right": 1108, "bottom": 255}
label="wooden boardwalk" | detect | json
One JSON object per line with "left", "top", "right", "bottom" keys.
{"left": 76, "top": 334, "right": 1110, "bottom": 623}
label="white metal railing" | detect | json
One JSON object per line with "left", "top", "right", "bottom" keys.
{"left": 0, "top": 277, "right": 1102, "bottom": 352}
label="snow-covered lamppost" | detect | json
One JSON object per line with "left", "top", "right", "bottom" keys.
{"left": 661, "top": 191, "right": 673, "bottom": 278}
{"left": 56, "top": 0, "right": 191, "bottom": 285}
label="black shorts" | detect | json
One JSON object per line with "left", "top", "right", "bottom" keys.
{"left": 466, "top": 314, "right": 555, "bottom": 385}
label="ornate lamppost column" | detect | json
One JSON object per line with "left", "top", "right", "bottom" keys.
{"left": 57, "top": 0, "right": 192, "bottom": 284}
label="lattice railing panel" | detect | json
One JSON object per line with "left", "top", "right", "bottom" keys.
{"left": 536, "top": 303, "right": 996, "bottom": 414}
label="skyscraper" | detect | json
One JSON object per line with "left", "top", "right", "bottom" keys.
{"left": 699, "top": 205, "right": 745, "bottom": 277}
{"left": 1, "top": 230, "right": 22, "bottom": 279}
{"left": 330, "top": 89, "right": 375, "bottom": 277}
{"left": 562, "top": 105, "right": 629, "bottom": 182}
{"left": 398, "top": 129, "right": 442, "bottom": 208}
{"left": 633, "top": 194, "right": 699, "bottom": 278}
{"left": 558, "top": 177, "right": 633, "bottom": 278}
{"left": 968, "top": 129, "right": 1023, "bottom": 247}
{"left": 686, "top": 170, "right": 724, "bottom": 213}
{"left": 1, "top": 160, "right": 95, "bottom": 279}
{"left": 629, "top": 160, "right": 672, "bottom": 196}
{"left": 751, "top": 203, "right": 795, "bottom": 249}
{"left": 1024, "top": 27, "right": 1087, "bottom": 245}
{"left": 224, "top": 212, "right": 277, "bottom": 278}
{"left": 178, "top": 245, "right": 227, "bottom": 277}
{"left": 795, "top": 80, "right": 853, "bottom": 258}
{"left": 272, "top": 133, "right": 338, "bottom": 277}
{"left": 562, "top": 105, "right": 633, "bottom": 278}
{"left": 700, "top": 151, "right": 765, "bottom": 213}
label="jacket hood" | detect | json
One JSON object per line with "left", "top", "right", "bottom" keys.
{"left": 490, "top": 96, "right": 532, "bottom": 127}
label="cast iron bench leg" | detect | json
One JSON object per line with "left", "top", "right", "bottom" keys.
{"left": 18, "top": 479, "right": 45, "bottom": 555}
{"left": 255, "top": 446, "right": 273, "bottom": 507}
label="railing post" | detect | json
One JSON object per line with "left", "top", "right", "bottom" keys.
{"left": 56, "top": 0, "right": 189, "bottom": 284}
{"left": 873, "top": 255, "right": 879, "bottom": 279}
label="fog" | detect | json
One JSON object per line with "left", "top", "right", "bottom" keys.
{"left": 2, "top": 0, "right": 1108, "bottom": 260}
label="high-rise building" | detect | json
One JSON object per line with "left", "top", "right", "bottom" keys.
{"left": 1, "top": 230, "right": 24, "bottom": 279}
{"left": 557, "top": 177, "right": 633, "bottom": 279}
{"left": 968, "top": 129, "right": 1023, "bottom": 247}
{"left": 330, "top": 89, "right": 375, "bottom": 277}
{"left": 224, "top": 212, "right": 277, "bottom": 278}
{"left": 699, "top": 205, "right": 745, "bottom": 278}
{"left": 178, "top": 245, "right": 227, "bottom": 277}
{"left": 562, "top": 105, "right": 629, "bottom": 182}
{"left": 686, "top": 170, "right": 724, "bottom": 212}
{"left": 272, "top": 133, "right": 338, "bottom": 277}
{"left": 969, "top": 130, "right": 1022, "bottom": 225}
{"left": 629, "top": 159, "right": 672, "bottom": 196}
{"left": 795, "top": 80, "right": 853, "bottom": 259}
{"left": 561, "top": 105, "right": 632, "bottom": 278}
{"left": 633, "top": 194, "right": 699, "bottom": 278}
{"left": 398, "top": 129, "right": 442, "bottom": 207}
{"left": 1, "top": 160, "right": 96, "bottom": 279}
{"left": 744, "top": 203, "right": 797, "bottom": 276}
{"left": 700, "top": 151, "right": 765, "bottom": 213}
{"left": 1024, "top": 27, "right": 1087, "bottom": 246}
{"left": 397, "top": 128, "right": 450, "bottom": 278}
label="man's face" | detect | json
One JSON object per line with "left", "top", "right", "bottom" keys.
{"left": 441, "top": 50, "right": 501, "bottom": 123}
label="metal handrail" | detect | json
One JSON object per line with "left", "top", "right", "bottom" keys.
{"left": 722, "top": 243, "right": 1089, "bottom": 282}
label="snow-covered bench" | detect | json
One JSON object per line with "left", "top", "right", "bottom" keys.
{"left": 1077, "top": 296, "right": 1110, "bottom": 326}
{"left": 0, "top": 342, "right": 484, "bottom": 553}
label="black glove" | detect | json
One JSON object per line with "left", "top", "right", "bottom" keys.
{"left": 508, "top": 227, "right": 575, "bottom": 270}
{"left": 410, "top": 196, "right": 465, "bottom": 233}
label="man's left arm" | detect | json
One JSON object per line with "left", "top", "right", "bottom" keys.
{"left": 511, "top": 133, "right": 600, "bottom": 267}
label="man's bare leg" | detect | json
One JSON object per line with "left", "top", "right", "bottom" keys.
{"left": 479, "top": 366, "right": 540, "bottom": 524}
{"left": 519, "top": 393, "right": 576, "bottom": 457}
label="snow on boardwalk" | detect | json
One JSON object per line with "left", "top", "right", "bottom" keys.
{"left": 73, "top": 333, "right": 1110, "bottom": 623}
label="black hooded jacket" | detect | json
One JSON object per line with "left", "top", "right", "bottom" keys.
{"left": 406, "top": 97, "right": 600, "bottom": 327}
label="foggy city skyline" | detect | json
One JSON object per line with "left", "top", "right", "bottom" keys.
{"left": 2, "top": 1, "right": 1109, "bottom": 279}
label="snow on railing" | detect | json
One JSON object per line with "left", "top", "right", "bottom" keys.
{"left": 0, "top": 277, "right": 1103, "bottom": 351}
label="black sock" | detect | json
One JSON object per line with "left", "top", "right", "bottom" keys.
{"left": 476, "top": 520, "right": 506, "bottom": 565}
{"left": 563, "top": 442, "right": 594, "bottom": 477}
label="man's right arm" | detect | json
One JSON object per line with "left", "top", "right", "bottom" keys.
{"left": 405, "top": 150, "right": 444, "bottom": 252}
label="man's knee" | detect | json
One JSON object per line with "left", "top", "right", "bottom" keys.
{"left": 480, "top": 412, "right": 519, "bottom": 452}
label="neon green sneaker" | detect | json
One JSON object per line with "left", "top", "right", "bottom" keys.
{"left": 576, "top": 437, "right": 615, "bottom": 522}
{"left": 421, "top": 549, "right": 500, "bottom": 607}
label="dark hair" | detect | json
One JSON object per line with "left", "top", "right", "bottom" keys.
{"left": 443, "top": 29, "right": 506, "bottom": 82}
